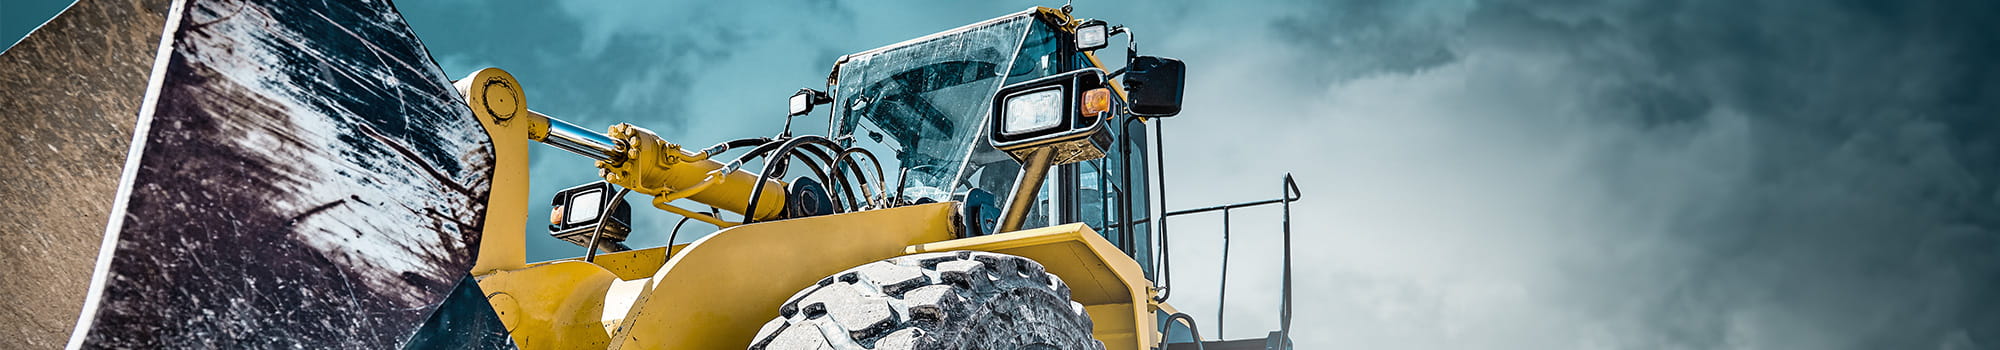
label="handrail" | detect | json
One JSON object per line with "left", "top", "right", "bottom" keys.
{"left": 1279, "top": 174, "right": 1298, "bottom": 344}
{"left": 1158, "top": 173, "right": 1301, "bottom": 341}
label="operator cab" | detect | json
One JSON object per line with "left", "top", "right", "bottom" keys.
{"left": 822, "top": 8, "right": 1164, "bottom": 278}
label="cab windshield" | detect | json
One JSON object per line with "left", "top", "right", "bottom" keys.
{"left": 830, "top": 13, "right": 1070, "bottom": 222}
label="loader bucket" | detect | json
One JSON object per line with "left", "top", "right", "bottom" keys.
{"left": 0, "top": 0, "right": 170, "bottom": 347}
{"left": 31, "top": 0, "right": 504, "bottom": 347}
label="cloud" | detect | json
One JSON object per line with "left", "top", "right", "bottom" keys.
{"left": 1137, "top": 0, "right": 2000, "bottom": 348}
{"left": 398, "top": 0, "right": 2000, "bottom": 347}
{"left": 401, "top": 0, "right": 877, "bottom": 258}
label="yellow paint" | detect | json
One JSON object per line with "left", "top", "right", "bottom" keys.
{"left": 484, "top": 213, "right": 1165, "bottom": 350}
{"left": 476, "top": 261, "right": 623, "bottom": 348}
{"left": 599, "top": 122, "right": 789, "bottom": 221}
{"left": 906, "top": 223, "right": 1159, "bottom": 350}
{"left": 456, "top": 67, "right": 533, "bottom": 275}
{"left": 458, "top": 6, "right": 1180, "bottom": 348}
{"left": 651, "top": 196, "right": 739, "bottom": 228}
{"left": 607, "top": 203, "right": 960, "bottom": 349}
{"left": 479, "top": 245, "right": 693, "bottom": 349}
{"left": 524, "top": 243, "right": 689, "bottom": 281}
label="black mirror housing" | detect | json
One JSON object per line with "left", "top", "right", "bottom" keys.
{"left": 1123, "top": 56, "right": 1185, "bottom": 117}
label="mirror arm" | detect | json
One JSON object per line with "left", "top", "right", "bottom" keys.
{"left": 1114, "top": 26, "right": 1139, "bottom": 65}
{"left": 995, "top": 148, "right": 1056, "bottom": 233}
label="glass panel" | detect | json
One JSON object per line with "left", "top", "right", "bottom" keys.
{"left": 831, "top": 14, "right": 1072, "bottom": 231}
{"left": 1122, "top": 118, "right": 1154, "bottom": 279}
{"left": 567, "top": 190, "right": 601, "bottom": 224}
{"left": 1077, "top": 158, "right": 1117, "bottom": 239}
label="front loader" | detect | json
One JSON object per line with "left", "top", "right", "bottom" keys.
{"left": 44, "top": 1, "right": 1298, "bottom": 349}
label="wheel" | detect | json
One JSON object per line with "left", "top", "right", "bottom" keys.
{"left": 749, "top": 251, "right": 1106, "bottom": 350}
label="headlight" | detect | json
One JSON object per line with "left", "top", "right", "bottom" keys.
{"left": 1002, "top": 87, "right": 1064, "bottom": 135}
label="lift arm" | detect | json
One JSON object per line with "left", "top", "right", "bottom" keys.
{"left": 454, "top": 67, "right": 787, "bottom": 274}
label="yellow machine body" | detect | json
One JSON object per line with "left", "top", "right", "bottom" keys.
{"left": 473, "top": 204, "right": 1165, "bottom": 350}
{"left": 458, "top": 7, "right": 1181, "bottom": 349}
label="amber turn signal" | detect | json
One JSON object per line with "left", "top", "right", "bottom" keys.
{"left": 1081, "top": 87, "right": 1111, "bottom": 118}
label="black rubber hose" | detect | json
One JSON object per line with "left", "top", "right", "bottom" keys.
{"left": 815, "top": 145, "right": 872, "bottom": 212}
{"left": 747, "top": 136, "right": 839, "bottom": 191}
{"left": 786, "top": 145, "right": 835, "bottom": 193}
{"left": 583, "top": 187, "right": 633, "bottom": 262}
{"left": 662, "top": 207, "right": 716, "bottom": 262}
{"left": 696, "top": 137, "right": 772, "bottom": 158}
{"left": 743, "top": 135, "right": 841, "bottom": 224}
{"left": 731, "top": 139, "right": 791, "bottom": 165}
{"left": 748, "top": 136, "right": 837, "bottom": 222}
{"left": 830, "top": 147, "right": 886, "bottom": 210}
{"left": 788, "top": 142, "right": 842, "bottom": 198}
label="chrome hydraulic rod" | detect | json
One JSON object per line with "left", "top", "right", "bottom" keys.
{"left": 536, "top": 111, "right": 625, "bottom": 162}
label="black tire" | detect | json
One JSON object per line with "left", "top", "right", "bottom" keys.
{"left": 749, "top": 251, "right": 1106, "bottom": 350}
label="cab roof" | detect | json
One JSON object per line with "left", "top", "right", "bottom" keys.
{"left": 827, "top": 7, "right": 1078, "bottom": 86}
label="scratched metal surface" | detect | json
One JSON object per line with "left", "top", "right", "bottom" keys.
{"left": 0, "top": 0, "right": 170, "bottom": 347}
{"left": 69, "top": 0, "right": 495, "bottom": 347}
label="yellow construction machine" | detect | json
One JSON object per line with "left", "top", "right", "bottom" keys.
{"left": 446, "top": 6, "right": 1298, "bottom": 350}
{"left": 34, "top": 1, "right": 1295, "bottom": 348}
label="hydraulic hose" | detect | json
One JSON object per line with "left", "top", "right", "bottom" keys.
{"left": 695, "top": 137, "right": 772, "bottom": 158}
{"left": 788, "top": 142, "right": 842, "bottom": 196}
{"left": 830, "top": 147, "right": 887, "bottom": 210}
{"left": 582, "top": 187, "right": 634, "bottom": 262}
{"left": 743, "top": 135, "right": 843, "bottom": 224}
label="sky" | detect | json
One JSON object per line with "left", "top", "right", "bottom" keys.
{"left": 0, "top": 0, "right": 77, "bottom": 51}
{"left": 8, "top": 0, "right": 2000, "bottom": 348}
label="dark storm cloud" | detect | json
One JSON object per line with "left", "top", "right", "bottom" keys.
{"left": 400, "top": 0, "right": 735, "bottom": 133}
{"left": 1262, "top": 0, "right": 2000, "bottom": 347}
{"left": 1272, "top": 0, "right": 1462, "bottom": 81}
{"left": 387, "top": 0, "right": 2000, "bottom": 346}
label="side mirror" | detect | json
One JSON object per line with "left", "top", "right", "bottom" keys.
{"left": 985, "top": 68, "right": 1116, "bottom": 232}
{"left": 1076, "top": 20, "right": 1110, "bottom": 52}
{"left": 1123, "top": 56, "right": 1185, "bottom": 117}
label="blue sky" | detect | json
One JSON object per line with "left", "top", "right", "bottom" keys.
{"left": 406, "top": 1, "right": 2000, "bottom": 347}
{"left": 0, "top": 0, "right": 75, "bottom": 51}
{"left": 8, "top": 0, "right": 2000, "bottom": 348}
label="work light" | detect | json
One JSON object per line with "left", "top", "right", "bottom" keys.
{"left": 788, "top": 88, "right": 830, "bottom": 117}
{"left": 988, "top": 68, "right": 1114, "bottom": 165}
{"left": 986, "top": 68, "right": 1117, "bottom": 233}
{"left": 549, "top": 181, "right": 632, "bottom": 252}
{"left": 1002, "top": 87, "right": 1065, "bottom": 135}
{"left": 1076, "top": 20, "right": 1110, "bottom": 52}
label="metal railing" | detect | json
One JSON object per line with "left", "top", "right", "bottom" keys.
{"left": 1159, "top": 174, "right": 1301, "bottom": 341}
